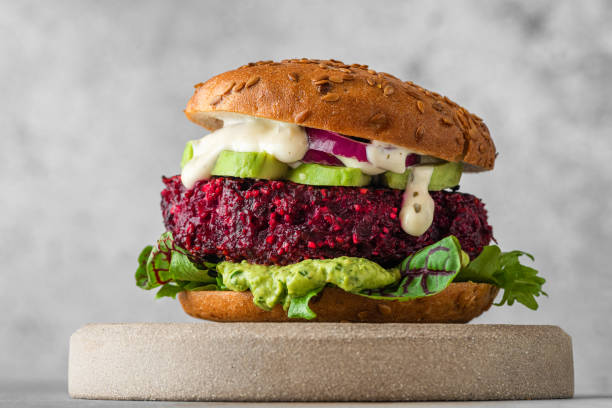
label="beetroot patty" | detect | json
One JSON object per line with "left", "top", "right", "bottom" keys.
{"left": 161, "top": 176, "right": 493, "bottom": 267}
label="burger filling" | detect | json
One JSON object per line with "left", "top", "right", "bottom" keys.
{"left": 136, "top": 115, "right": 546, "bottom": 318}
{"left": 160, "top": 176, "right": 491, "bottom": 266}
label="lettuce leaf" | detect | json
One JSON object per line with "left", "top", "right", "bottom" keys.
{"left": 359, "top": 236, "right": 463, "bottom": 300}
{"left": 287, "top": 287, "right": 323, "bottom": 320}
{"left": 134, "top": 232, "right": 218, "bottom": 299}
{"left": 455, "top": 246, "right": 547, "bottom": 310}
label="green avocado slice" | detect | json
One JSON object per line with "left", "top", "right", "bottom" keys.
{"left": 287, "top": 163, "right": 371, "bottom": 187}
{"left": 381, "top": 161, "right": 463, "bottom": 191}
{"left": 211, "top": 150, "right": 289, "bottom": 180}
{"left": 180, "top": 140, "right": 195, "bottom": 169}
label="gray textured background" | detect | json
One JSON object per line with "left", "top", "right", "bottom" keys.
{"left": 1, "top": 0, "right": 611, "bottom": 396}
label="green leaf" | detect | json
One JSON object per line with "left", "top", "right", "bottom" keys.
{"left": 135, "top": 232, "right": 219, "bottom": 295}
{"left": 156, "top": 283, "right": 184, "bottom": 299}
{"left": 360, "top": 236, "right": 462, "bottom": 300}
{"left": 456, "top": 246, "right": 501, "bottom": 283}
{"left": 145, "top": 232, "right": 174, "bottom": 287}
{"left": 170, "top": 251, "right": 216, "bottom": 283}
{"left": 135, "top": 246, "right": 153, "bottom": 289}
{"left": 288, "top": 287, "right": 323, "bottom": 320}
{"left": 455, "top": 246, "right": 546, "bottom": 310}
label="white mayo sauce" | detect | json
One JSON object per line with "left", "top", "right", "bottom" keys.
{"left": 399, "top": 165, "right": 435, "bottom": 236}
{"left": 365, "top": 140, "right": 414, "bottom": 174}
{"left": 181, "top": 115, "right": 308, "bottom": 189}
{"left": 181, "top": 114, "right": 435, "bottom": 236}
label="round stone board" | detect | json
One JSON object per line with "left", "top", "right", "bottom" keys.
{"left": 68, "top": 323, "right": 573, "bottom": 401}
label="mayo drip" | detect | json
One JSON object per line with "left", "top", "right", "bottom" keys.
{"left": 366, "top": 140, "right": 415, "bottom": 174}
{"left": 181, "top": 116, "right": 308, "bottom": 189}
{"left": 399, "top": 165, "right": 435, "bottom": 236}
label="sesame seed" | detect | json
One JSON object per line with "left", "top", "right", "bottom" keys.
{"left": 329, "top": 74, "right": 344, "bottom": 83}
{"left": 367, "top": 69, "right": 376, "bottom": 75}
{"left": 443, "top": 96, "right": 458, "bottom": 107}
{"left": 432, "top": 101, "right": 445, "bottom": 112}
{"left": 456, "top": 111, "right": 469, "bottom": 129}
{"left": 220, "top": 81, "right": 235, "bottom": 95}
{"left": 288, "top": 72, "right": 299, "bottom": 82}
{"left": 440, "top": 117, "right": 453, "bottom": 126}
{"left": 416, "top": 100, "right": 425, "bottom": 113}
{"left": 366, "top": 77, "right": 376, "bottom": 86}
{"left": 234, "top": 82, "right": 245, "bottom": 92}
{"left": 415, "top": 126, "right": 425, "bottom": 142}
{"left": 295, "top": 110, "right": 310, "bottom": 123}
{"left": 405, "top": 89, "right": 422, "bottom": 100}
{"left": 321, "top": 93, "right": 340, "bottom": 102}
{"left": 313, "top": 79, "right": 330, "bottom": 86}
{"left": 313, "top": 73, "right": 329, "bottom": 81}
{"left": 369, "top": 112, "right": 388, "bottom": 128}
{"left": 383, "top": 85, "right": 395, "bottom": 96}
{"left": 342, "top": 73, "right": 354, "bottom": 81}
{"left": 246, "top": 76, "right": 260, "bottom": 88}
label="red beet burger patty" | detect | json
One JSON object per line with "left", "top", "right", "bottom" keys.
{"left": 161, "top": 175, "right": 493, "bottom": 267}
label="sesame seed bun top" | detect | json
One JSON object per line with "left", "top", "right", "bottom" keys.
{"left": 185, "top": 58, "right": 496, "bottom": 170}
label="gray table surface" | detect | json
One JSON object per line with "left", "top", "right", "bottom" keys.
{"left": 2, "top": 382, "right": 610, "bottom": 408}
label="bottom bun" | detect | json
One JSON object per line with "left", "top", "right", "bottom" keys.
{"left": 178, "top": 282, "right": 499, "bottom": 323}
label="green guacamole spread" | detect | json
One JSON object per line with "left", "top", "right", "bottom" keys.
{"left": 217, "top": 257, "right": 401, "bottom": 311}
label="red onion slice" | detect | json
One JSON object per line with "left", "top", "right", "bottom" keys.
{"left": 302, "top": 149, "right": 344, "bottom": 166}
{"left": 405, "top": 154, "right": 420, "bottom": 166}
{"left": 307, "top": 128, "right": 369, "bottom": 162}
{"left": 306, "top": 127, "right": 421, "bottom": 169}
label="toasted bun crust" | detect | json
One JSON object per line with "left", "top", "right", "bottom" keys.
{"left": 185, "top": 59, "right": 496, "bottom": 170}
{"left": 178, "top": 283, "right": 499, "bottom": 323}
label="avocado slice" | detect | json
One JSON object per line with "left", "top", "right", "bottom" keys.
{"left": 287, "top": 163, "right": 371, "bottom": 187}
{"left": 428, "top": 162, "right": 463, "bottom": 191}
{"left": 381, "top": 169, "right": 411, "bottom": 190}
{"left": 211, "top": 150, "right": 289, "bottom": 180}
{"left": 180, "top": 140, "right": 195, "bottom": 169}
{"left": 381, "top": 162, "right": 463, "bottom": 191}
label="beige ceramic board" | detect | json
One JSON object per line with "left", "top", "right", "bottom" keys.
{"left": 68, "top": 323, "right": 573, "bottom": 401}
